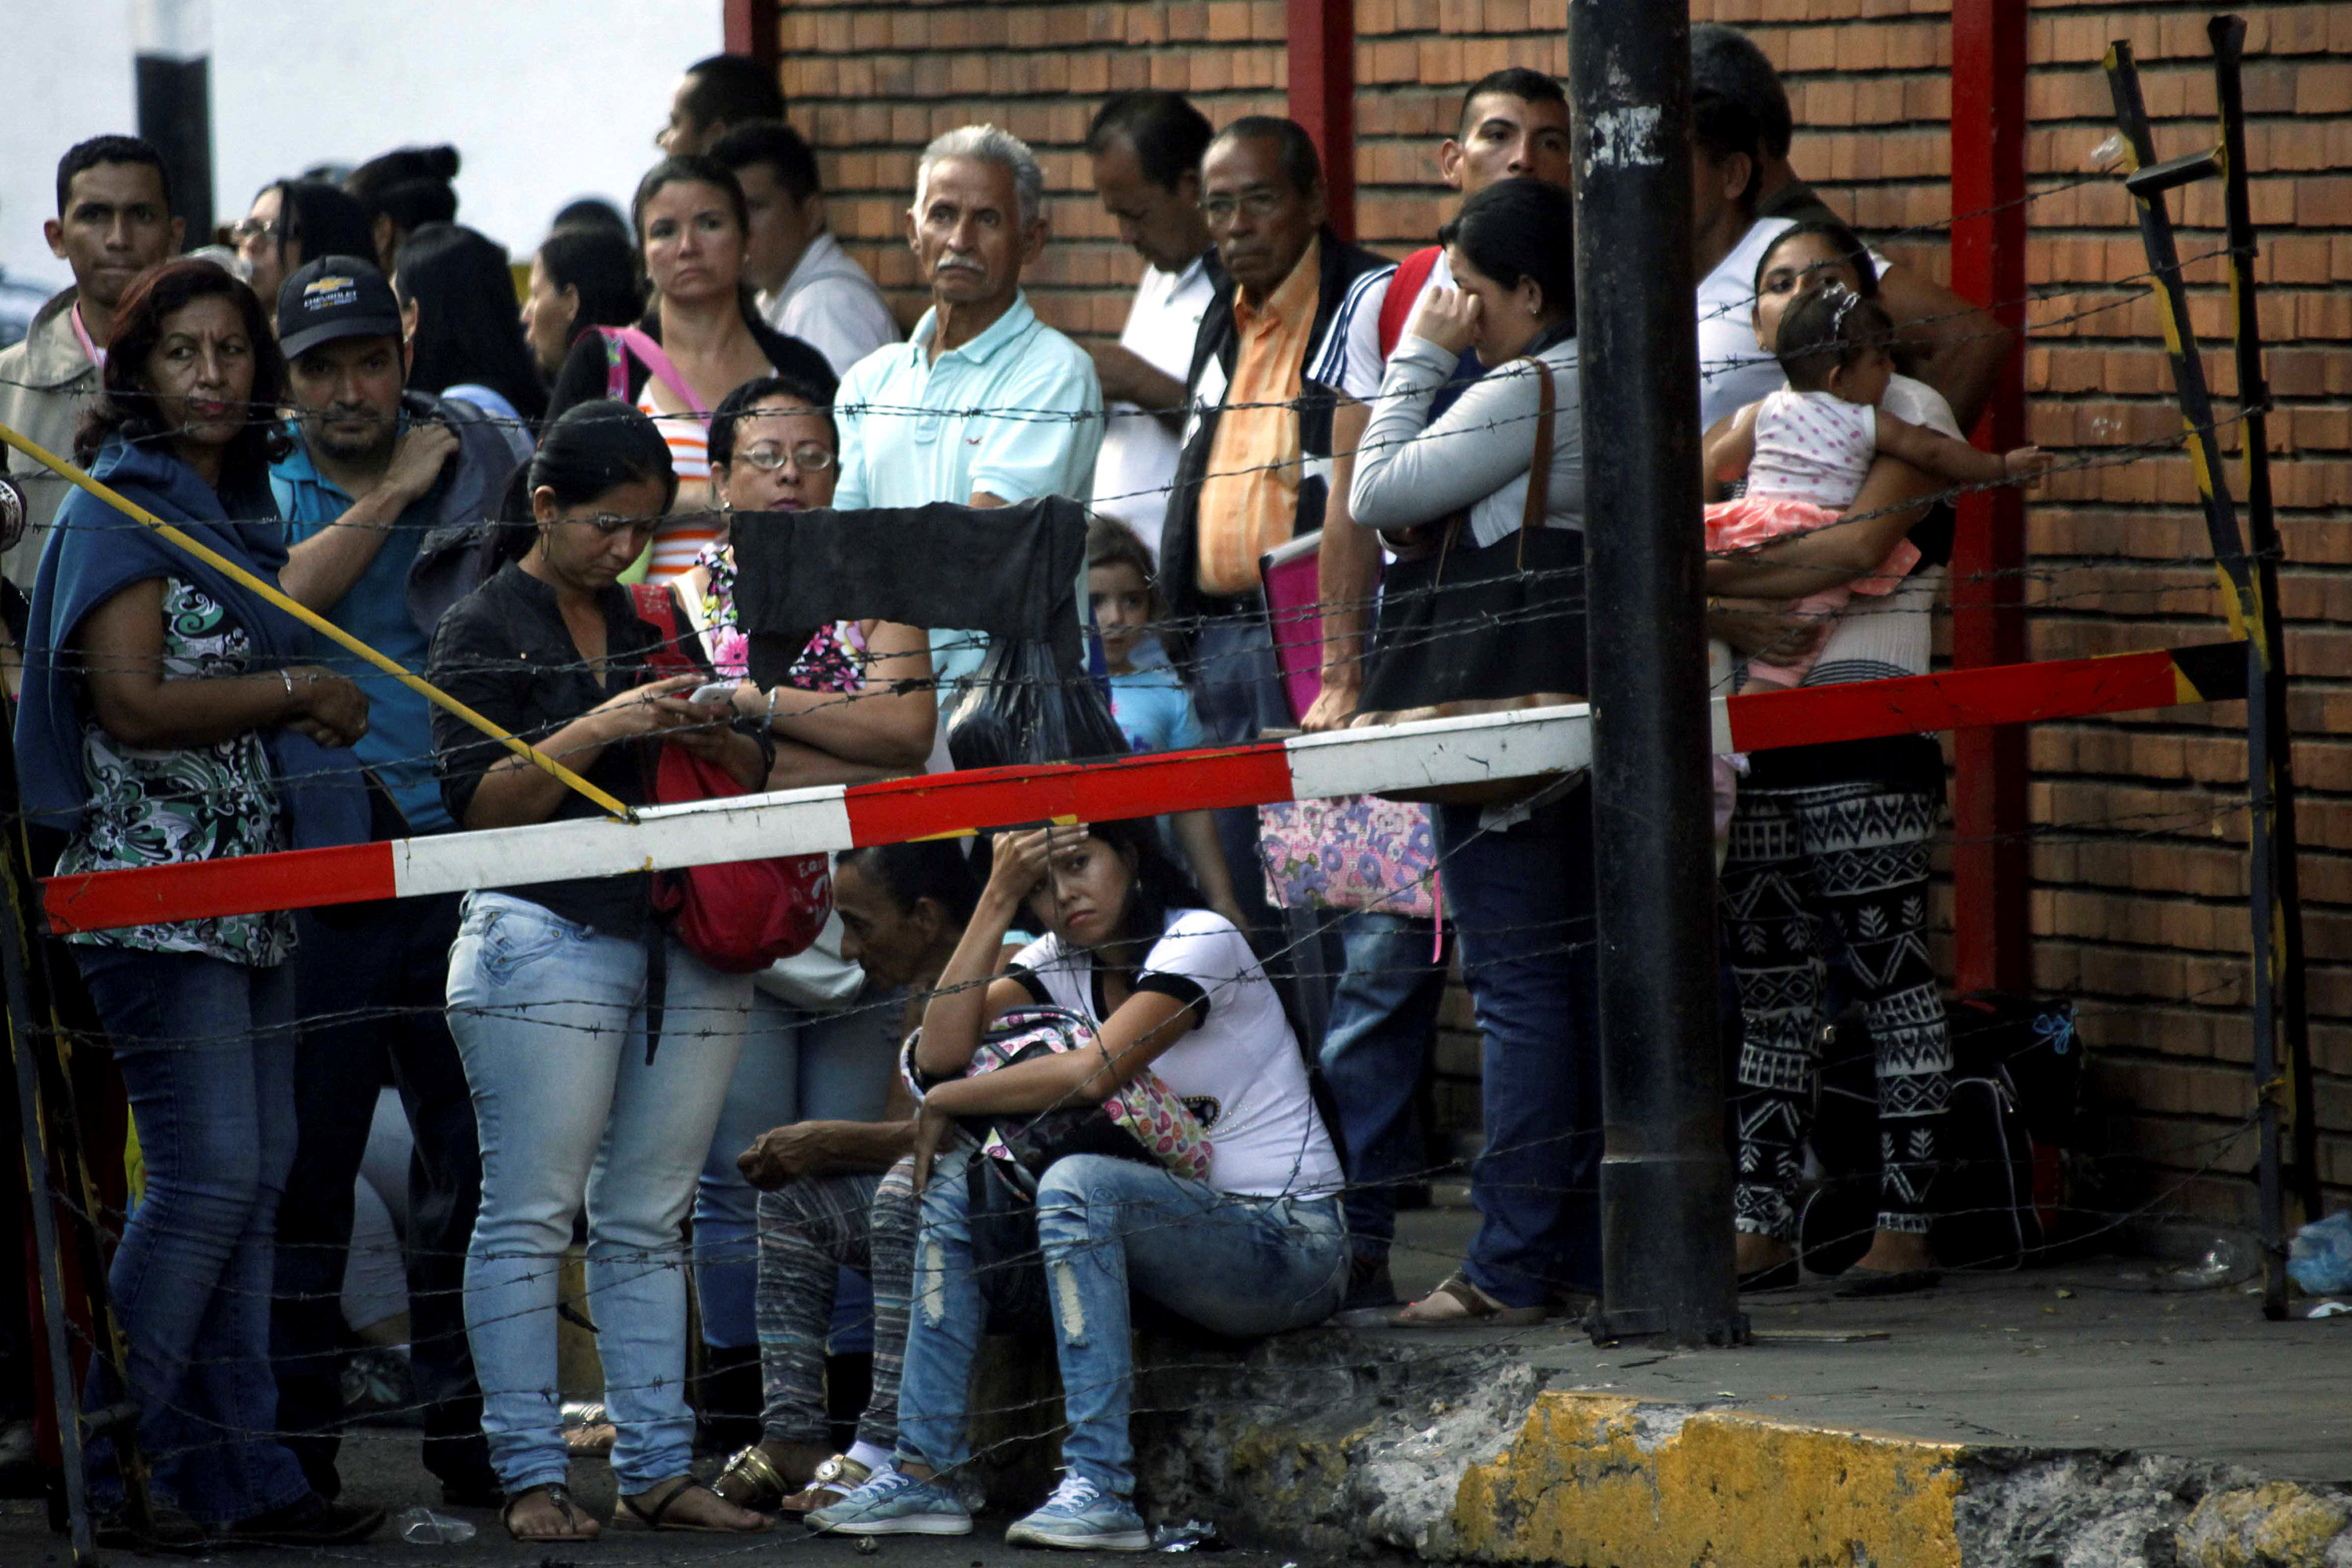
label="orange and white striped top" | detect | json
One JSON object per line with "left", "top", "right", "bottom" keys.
{"left": 639, "top": 387, "right": 719, "bottom": 583}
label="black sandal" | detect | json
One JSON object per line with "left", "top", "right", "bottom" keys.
{"left": 500, "top": 1482, "right": 597, "bottom": 1541}
{"left": 617, "top": 1476, "right": 770, "bottom": 1534}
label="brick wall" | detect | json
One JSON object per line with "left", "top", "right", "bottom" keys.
{"left": 764, "top": 0, "right": 2352, "bottom": 1225}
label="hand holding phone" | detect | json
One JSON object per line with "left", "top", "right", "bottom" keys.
{"left": 690, "top": 680, "right": 737, "bottom": 706}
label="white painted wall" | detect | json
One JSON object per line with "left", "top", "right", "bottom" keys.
{"left": 1, "top": 0, "right": 717, "bottom": 292}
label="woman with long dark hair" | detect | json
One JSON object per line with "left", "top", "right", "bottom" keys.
{"left": 545, "top": 155, "right": 833, "bottom": 581}
{"left": 522, "top": 223, "right": 644, "bottom": 381}
{"left": 810, "top": 817, "right": 1345, "bottom": 1548}
{"left": 231, "top": 180, "right": 374, "bottom": 318}
{"left": 13, "top": 257, "right": 380, "bottom": 1548}
{"left": 391, "top": 220, "right": 548, "bottom": 423}
{"left": 1703, "top": 219, "right": 1962, "bottom": 1294}
{"left": 428, "top": 400, "right": 775, "bottom": 1542}
{"left": 345, "top": 143, "right": 460, "bottom": 275}
{"left": 1346, "top": 176, "right": 1598, "bottom": 1327}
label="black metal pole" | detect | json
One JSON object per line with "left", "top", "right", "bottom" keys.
{"left": 133, "top": 0, "right": 215, "bottom": 242}
{"left": 1570, "top": 0, "right": 1740, "bottom": 1346}
{"left": 2210, "top": 13, "right": 2318, "bottom": 1228}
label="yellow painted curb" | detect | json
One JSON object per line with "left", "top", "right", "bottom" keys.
{"left": 2183, "top": 1481, "right": 2350, "bottom": 1568}
{"left": 1452, "top": 1392, "right": 1969, "bottom": 1568}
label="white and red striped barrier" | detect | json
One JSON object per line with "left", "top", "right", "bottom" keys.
{"left": 40, "top": 642, "right": 2245, "bottom": 935}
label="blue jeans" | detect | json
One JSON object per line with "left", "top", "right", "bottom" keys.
{"left": 1318, "top": 911, "right": 1448, "bottom": 1262}
{"left": 1437, "top": 791, "right": 1603, "bottom": 1306}
{"left": 895, "top": 1151, "right": 1345, "bottom": 1498}
{"left": 445, "top": 892, "right": 752, "bottom": 1494}
{"left": 72, "top": 945, "right": 313, "bottom": 1526}
{"left": 693, "top": 985, "right": 898, "bottom": 1351}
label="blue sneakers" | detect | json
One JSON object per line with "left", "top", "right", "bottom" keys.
{"left": 1004, "top": 1473, "right": 1151, "bottom": 1552}
{"left": 805, "top": 1469, "right": 972, "bottom": 1537}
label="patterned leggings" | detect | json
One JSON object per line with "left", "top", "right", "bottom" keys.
{"left": 1721, "top": 780, "right": 1952, "bottom": 1241}
{"left": 753, "top": 1156, "right": 916, "bottom": 1450}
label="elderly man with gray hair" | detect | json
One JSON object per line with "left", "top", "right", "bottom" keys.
{"left": 829, "top": 124, "right": 1104, "bottom": 700}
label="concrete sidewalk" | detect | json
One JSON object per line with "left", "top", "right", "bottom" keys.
{"left": 1133, "top": 1201, "right": 2352, "bottom": 1568}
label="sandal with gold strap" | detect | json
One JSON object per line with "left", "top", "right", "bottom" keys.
{"left": 778, "top": 1454, "right": 873, "bottom": 1515}
{"left": 713, "top": 1444, "right": 790, "bottom": 1512}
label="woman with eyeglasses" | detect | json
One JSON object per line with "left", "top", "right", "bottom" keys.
{"left": 230, "top": 181, "right": 375, "bottom": 318}
{"left": 677, "top": 373, "right": 946, "bottom": 1461}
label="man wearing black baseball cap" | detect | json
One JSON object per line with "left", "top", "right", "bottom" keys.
{"left": 266, "top": 252, "right": 524, "bottom": 1511}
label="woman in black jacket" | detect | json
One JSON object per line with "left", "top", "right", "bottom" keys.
{"left": 546, "top": 156, "right": 833, "bottom": 583}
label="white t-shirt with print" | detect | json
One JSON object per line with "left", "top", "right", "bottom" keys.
{"left": 1009, "top": 909, "right": 1342, "bottom": 1199}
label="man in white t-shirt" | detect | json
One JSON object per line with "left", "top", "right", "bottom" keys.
{"left": 712, "top": 122, "right": 901, "bottom": 378}
{"left": 1690, "top": 89, "right": 1797, "bottom": 434}
{"left": 1083, "top": 92, "right": 1218, "bottom": 557}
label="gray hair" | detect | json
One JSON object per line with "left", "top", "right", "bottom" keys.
{"left": 913, "top": 124, "right": 1045, "bottom": 230}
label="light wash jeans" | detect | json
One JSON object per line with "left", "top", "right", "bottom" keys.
{"left": 692, "top": 985, "right": 898, "bottom": 1350}
{"left": 72, "top": 946, "right": 314, "bottom": 1526}
{"left": 445, "top": 892, "right": 752, "bottom": 1494}
{"left": 895, "top": 1151, "right": 1346, "bottom": 1497}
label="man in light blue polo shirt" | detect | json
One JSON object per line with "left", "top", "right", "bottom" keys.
{"left": 832, "top": 123, "right": 1103, "bottom": 701}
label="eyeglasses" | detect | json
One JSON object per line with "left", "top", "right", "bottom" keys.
{"left": 734, "top": 441, "right": 835, "bottom": 474}
{"left": 228, "top": 218, "right": 283, "bottom": 246}
{"left": 1199, "top": 190, "right": 1283, "bottom": 225}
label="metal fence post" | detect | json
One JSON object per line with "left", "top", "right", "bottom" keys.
{"left": 1570, "top": 0, "right": 1743, "bottom": 1347}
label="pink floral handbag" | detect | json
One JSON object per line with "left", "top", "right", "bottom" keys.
{"left": 1257, "top": 794, "right": 1439, "bottom": 920}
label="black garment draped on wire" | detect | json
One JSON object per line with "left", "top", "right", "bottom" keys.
{"left": 728, "top": 495, "right": 1091, "bottom": 691}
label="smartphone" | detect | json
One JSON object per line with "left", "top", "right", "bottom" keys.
{"left": 689, "top": 681, "right": 736, "bottom": 706}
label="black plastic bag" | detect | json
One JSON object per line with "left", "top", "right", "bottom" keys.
{"left": 945, "top": 637, "right": 1130, "bottom": 769}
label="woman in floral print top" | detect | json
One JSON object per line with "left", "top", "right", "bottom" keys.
{"left": 13, "top": 260, "right": 381, "bottom": 1546}
{"left": 671, "top": 374, "right": 946, "bottom": 1479}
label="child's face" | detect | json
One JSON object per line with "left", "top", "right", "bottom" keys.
{"left": 1088, "top": 561, "right": 1152, "bottom": 668}
{"left": 1829, "top": 347, "right": 1895, "bottom": 408}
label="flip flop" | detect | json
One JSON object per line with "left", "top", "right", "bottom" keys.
{"left": 1394, "top": 1271, "right": 1547, "bottom": 1327}
{"left": 500, "top": 1483, "right": 597, "bottom": 1542}
{"left": 616, "top": 1477, "right": 771, "bottom": 1534}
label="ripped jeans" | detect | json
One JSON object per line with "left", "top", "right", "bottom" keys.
{"left": 894, "top": 1151, "right": 1346, "bottom": 1498}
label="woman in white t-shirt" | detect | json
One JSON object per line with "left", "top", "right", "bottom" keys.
{"left": 808, "top": 818, "right": 1346, "bottom": 1550}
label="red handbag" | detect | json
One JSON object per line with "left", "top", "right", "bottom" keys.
{"left": 629, "top": 584, "right": 831, "bottom": 971}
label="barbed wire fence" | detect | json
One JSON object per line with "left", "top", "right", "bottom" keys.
{"left": 0, "top": 81, "right": 2320, "bottom": 1562}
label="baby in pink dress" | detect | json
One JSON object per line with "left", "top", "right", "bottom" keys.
{"left": 1705, "top": 286, "right": 2052, "bottom": 688}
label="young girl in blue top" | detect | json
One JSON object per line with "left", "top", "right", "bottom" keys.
{"left": 1087, "top": 517, "right": 1247, "bottom": 933}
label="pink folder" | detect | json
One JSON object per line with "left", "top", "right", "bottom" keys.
{"left": 1258, "top": 528, "right": 1324, "bottom": 725}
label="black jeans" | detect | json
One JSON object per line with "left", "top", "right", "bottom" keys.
{"left": 270, "top": 893, "right": 491, "bottom": 1493}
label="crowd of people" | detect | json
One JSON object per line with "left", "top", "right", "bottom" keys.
{"left": 0, "top": 29, "right": 2038, "bottom": 1554}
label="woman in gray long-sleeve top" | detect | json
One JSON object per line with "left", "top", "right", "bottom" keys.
{"left": 1341, "top": 179, "right": 1603, "bottom": 1328}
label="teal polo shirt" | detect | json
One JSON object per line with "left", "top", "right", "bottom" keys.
{"left": 832, "top": 290, "right": 1103, "bottom": 700}
{"left": 270, "top": 425, "right": 449, "bottom": 832}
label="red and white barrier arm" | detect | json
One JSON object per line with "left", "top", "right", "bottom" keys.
{"left": 39, "top": 641, "right": 2246, "bottom": 935}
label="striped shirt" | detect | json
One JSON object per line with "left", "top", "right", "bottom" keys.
{"left": 638, "top": 387, "right": 717, "bottom": 583}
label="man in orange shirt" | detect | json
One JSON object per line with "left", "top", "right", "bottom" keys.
{"left": 1156, "top": 118, "right": 1394, "bottom": 960}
